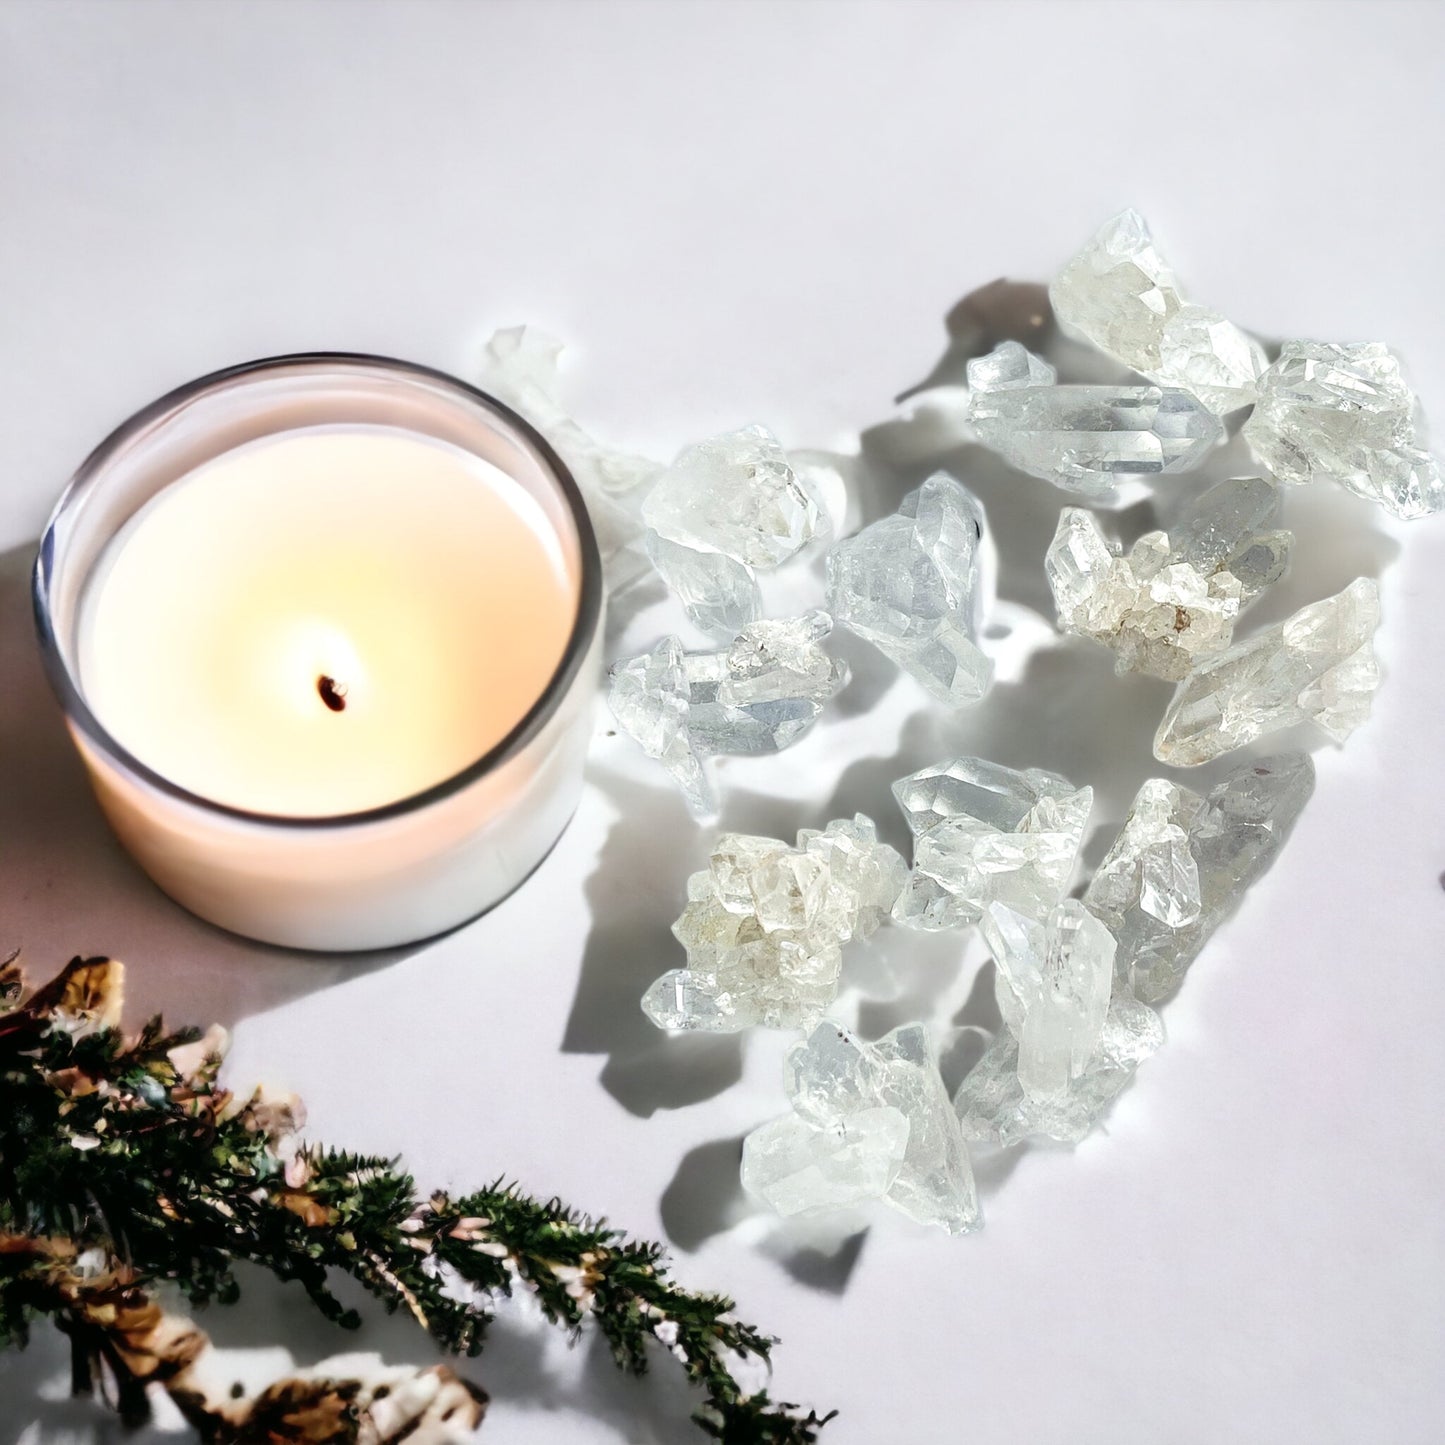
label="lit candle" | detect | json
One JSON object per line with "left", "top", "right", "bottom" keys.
{"left": 35, "top": 356, "right": 602, "bottom": 951}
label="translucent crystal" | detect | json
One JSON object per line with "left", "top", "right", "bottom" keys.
{"left": 641, "top": 820, "right": 907, "bottom": 1032}
{"left": 642, "top": 425, "right": 821, "bottom": 569}
{"left": 1046, "top": 477, "right": 1292, "bottom": 681}
{"left": 1154, "top": 578, "right": 1381, "bottom": 766}
{"left": 1242, "top": 341, "right": 1445, "bottom": 520}
{"left": 1049, "top": 211, "right": 1266, "bottom": 414}
{"left": 983, "top": 899, "right": 1116, "bottom": 1101}
{"left": 479, "top": 327, "right": 663, "bottom": 590}
{"left": 644, "top": 532, "right": 761, "bottom": 641}
{"left": 955, "top": 992, "right": 1164, "bottom": 1146}
{"left": 965, "top": 339, "right": 1056, "bottom": 392}
{"left": 891, "top": 758, "right": 1091, "bottom": 931}
{"left": 825, "top": 472, "right": 994, "bottom": 705}
{"left": 743, "top": 1021, "right": 980, "bottom": 1234}
{"left": 1085, "top": 756, "right": 1315, "bottom": 1003}
{"left": 966, "top": 345, "right": 1224, "bottom": 496}
{"left": 608, "top": 614, "right": 848, "bottom": 815}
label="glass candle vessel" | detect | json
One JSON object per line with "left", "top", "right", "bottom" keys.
{"left": 34, "top": 355, "right": 602, "bottom": 951}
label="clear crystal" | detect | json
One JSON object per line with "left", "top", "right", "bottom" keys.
{"left": 1085, "top": 756, "right": 1315, "bottom": 1003}
{"left": 479, "top": 327, "right": 663, "bottom": 590}
{"left": 642, "top": 425, "right": 821, "bottom": 568}
{"left": 644, "top": 532, "right": 761, "bottom": 641}
{"left": 744, "top": 1021, "right": 980, "bottom": 1234}
{"left": 825, "top": 472, "right": 994, "bottom": 705}
{"left": 1046, "top": 477, "right": 1292, "bottom": 681}
{"left": 608, "top": 614, "right": 848, "bottom": 815}
{"left": 966, "top": 349, "right": 1224, "bottom": 496}
{"left": 642, "top": 820, "right": 907, "bottom": 1032}
{"left": 955, "top": 992, "right": 1164, "bottom": 1146}
{"left": 1049, "top": 211, "right": 1265, "bottom": 414}
{"left": 1242, "top": 341, "right": 1445, "bottom": 520}
{"left": 891, "top": 758, "right": 1091, "bottom": 932}
{"left": 966, "top": 340, "right": 1057, "bottom": 392}
{"left": 1154, "top": 578, "right": 1381, "bottom": 766}
{"left": 984, "top": 900, "right": 1116, "bottom": 1101}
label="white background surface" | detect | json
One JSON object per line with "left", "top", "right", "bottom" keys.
{"left": 2, "top": 2, "right": 1444, "bottom": 1442}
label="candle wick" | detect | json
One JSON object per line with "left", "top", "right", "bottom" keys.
{"left": 317, "top": 676, "right": 348, "bottom": 713}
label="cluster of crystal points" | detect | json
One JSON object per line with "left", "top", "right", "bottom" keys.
{"left": 741, "top": 1020, "right": 980, "bottom": 1234}
{"left": 965, "top": 341, "right": 1223, "bottom": 497}
{"left": 1049, "top": 210, "right": 1268, "bottom": 415}
{"left": 641, "top": 818, "right": 906, "bottom": 1033}
{"left": 1243, "top": 341, "right": 1445, "bottom": 520}
{"left": 607, "top": 612, "right": 849, "bottom": 817}
{"left": 1154, "top": 578, "right": 1381, "bottom": 765}
{"left": 825, "top": 472, "right": 993, "bottom": 705}
{"left": 642, "top": 425, "right": 822, "bottom": 638}
{"left": 890, "top": 757, "right": 1091, "bottom": 932}
{"left": 1046, "top": 476, "right": 1293, "bottom": 680}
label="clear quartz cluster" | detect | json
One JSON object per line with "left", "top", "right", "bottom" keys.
{"left": 1242, "top": 341, "right": 1445, "bottom": 520}
{"left": 479, "top": 327, "right": 663, "bottom": 592}
{"left": 641, "top": 817, "right": 907, "bottom": 1033}
{"left": 742, "top": 1020, "right": 980, "bottom": 1234}
{"left": 825, "top": 472, "right": 994, "bottom": 705}
{"left": 890, "top": 757, "right": 1092, "bottom": 931}
{"left": 607, "top": 611, "right": 849, "bottom": 816}
{"left": 1084, "top": 755, "right": 1315, "bottom": 1004}
{"left": 965, "top": 341, "right": 1223, "bottom": 497}
{"left": 1049, "top": 210, "right": 1268, "bottom": 415}
{"left": 642, "top": 425, "right": 822, "bottom": 638}
{"left": 1046, "top": 476, "right": 1293, "bottom": 680}
{"left": 1154, "top": 577, "right": 1381, "bottom": 765}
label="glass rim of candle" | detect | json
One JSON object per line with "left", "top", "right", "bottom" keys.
{"left": 32, "top": 351, "right": 603, "bottom": 829}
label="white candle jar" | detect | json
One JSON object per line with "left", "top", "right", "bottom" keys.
{"left": 34, "top": 355, "right": 603, "bottom": 952}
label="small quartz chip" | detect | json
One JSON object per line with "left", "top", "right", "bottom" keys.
{"left": 1046, "top": 476, "right": 1293, "bottom": 681}
{"left": 825, "top": 472, "right": 994, "bottom": 705}
{"left": 641, "top": 818, "right": 907, "bottom": 1033}
{"left": 890, "top": 757, "right": 1092, "bottom": 932}
{"left": 1049, "top": 210, "right": 1267, "bottom": 415}
{"left": 743, "top": 1020, "right": 981, "bottom": 1234}
{"left": 1154, "top": 578, "right": 1381, "bottom": 766}
{"left": 607, "top": 612, "right": 849, "bottom": 817}
{"left": 1086, "top": 756, "right": 1315, "bottom": 1003}
{"left": 1242, "top": 341, "right": 1445, "bottom": 520}
{"left": 966, "top": 342, "right": 1224, "bottom": 497}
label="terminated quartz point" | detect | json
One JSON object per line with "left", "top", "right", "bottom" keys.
{"left": 1085, "top": 755, "right": 1315, "bottom": 1003}
{"left": 966, "top": 342, "right": 1224, "bottom": 497}
{"left": 641, "top": 425, "right": 821, "bottom": 636}
{"left": 641, "top": 818, "right": 907, "bottom": 1033}
{"left": 608, "top": 612, "right": 849, "bottom": 816}
{"left": 891, "top": 758, "right": 1092, "bottom": 932}
{"left": 742, "top": 1020, "right": 981, "bottom": 1234}
{"left": 825, "top": 472, "right": 993, "bottom": 705}
{"left": 480, "top": 327, "right": 662, "bottom": 591}
{"left": 1046, "top": 476, "right": 1293, "bottom": 680}
{"left": 1242, "top": 341, "right": 1445, "bottom": 520}
{"left": 1154, "top": 578, "right": 1381, "bottom": 766}
{"left": 1049, "top": 211, "right": 1267, "bottom": 415}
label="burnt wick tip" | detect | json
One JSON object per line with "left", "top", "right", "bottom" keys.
{"left": 317, "top": 676, "right": 348, "bottom": 713}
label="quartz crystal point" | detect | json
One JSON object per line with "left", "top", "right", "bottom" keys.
{"left": 642, "top": 424, "right": 821, "bottom": 569}
{"left": 1085, "top": 755, "right": 1315, "bottom": 1003}
{"left": 479, "top": 327, "right": 662, "bottom": 591}
{"left": 607, "top": 613, "right": 849, "bottom": 816}
{"left": 1242, "top": 341, "right": 1445, "bottom": 520}
{"left": 1049, "top": 211, "right": 1267, "bottom": 414}
{"left": 1046, "top": 477, "right": 1293, "bottom": 680}
{"left": 743, "top": 1020, "right": 981, "bottom": 1234}
{"left": 825, "top": 472, "right": 994, "bottom": 705}
{"left": 641, "top": 818, "right": 907, "bottom": 1033}
{"left": 891, "top": 758, "right": 1091, "bottom": 931}
{"left": 966, "top": 342, "right": 1224, "bottom": 496}
{"left": 1154, "top": 578, "right": 1381, "bottom": 765}
{"left": 644, "top": 532, "right": 762, "bottom": 641}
